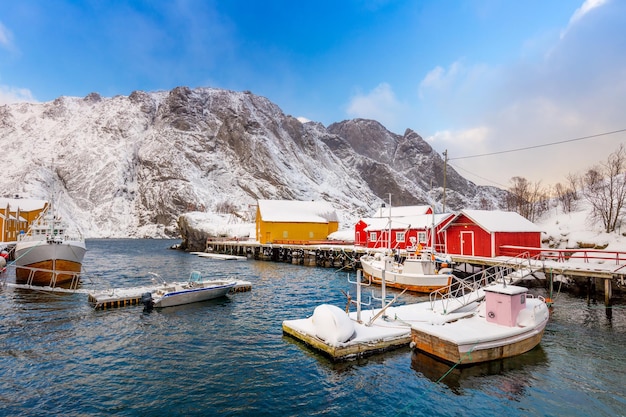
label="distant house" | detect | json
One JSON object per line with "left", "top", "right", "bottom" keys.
{"left": 0, "top": 197, "right": 48, "bottom": 243}
{"left": 442, "top": 209, "right": 542, "bottom": 257}
{"left": 355, "top": 205, "right": 434, "bottom": 247}
{"left": 360, "top": 213, "right": 455, "bottom": 251}
{"left": 255, "top": 200, "right": 339, "bottom": 244}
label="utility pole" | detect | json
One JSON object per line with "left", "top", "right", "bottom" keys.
{"left": 443, "top": 149, "right": 448, "bottom": 213}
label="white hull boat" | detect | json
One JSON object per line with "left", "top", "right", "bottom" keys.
{"left": 142, "top": 271, "right": 236, "bottom": 309}
{"left": 14, "top": 206, "right": 85, "bottom": 287}
{"left": 360, "top": 250, "right": 454, "bottom": 293}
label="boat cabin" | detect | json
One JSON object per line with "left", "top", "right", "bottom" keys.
{"left": 484, "top": 284, "right": 528, "bottom": 327}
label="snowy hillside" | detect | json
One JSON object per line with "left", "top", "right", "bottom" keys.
{"left": 0, "top": 87, "right": 506, "bottom": 238}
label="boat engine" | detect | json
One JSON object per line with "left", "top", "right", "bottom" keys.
{"left": 141, "top": 292, "right": 155, "bottom": 311}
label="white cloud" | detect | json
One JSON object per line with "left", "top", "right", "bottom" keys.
{"left": 346, "top": 83, "right": 403, "bottom": 130}
{"left": 0, "top": 86, "right": 36, "bottom": 104}
{"left": 0, "top": 22, "right": 14, "bottom": 50}
{"left": 418, "top": 61, "right": 462, "bottom": 98}
{"left": 561, "top": 0, "right": 608, "bottom": 39}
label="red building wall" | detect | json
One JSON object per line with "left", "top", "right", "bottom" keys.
{"left": 445, "top": 213, "right": 541, "bottom": 257}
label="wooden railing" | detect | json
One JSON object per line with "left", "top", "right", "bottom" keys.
{"left": 499, "top": 245, "right": 626, "bottom": 266}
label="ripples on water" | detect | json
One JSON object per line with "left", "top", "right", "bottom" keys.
{"left": 1, "top": 239, "right": 625, "bottom": 416}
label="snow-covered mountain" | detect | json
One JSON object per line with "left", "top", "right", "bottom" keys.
{"left": 0, "top": 87, "right": 506, "bottom": 238}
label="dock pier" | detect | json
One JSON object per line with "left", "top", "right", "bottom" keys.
{"left": 203, "top": 240, "right": 626, "bottom": 306}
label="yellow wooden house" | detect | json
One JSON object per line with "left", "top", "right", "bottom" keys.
{"left": 256, "top": 200, "right": 339, "bottom": 244}
{"left": 0, "top": 197, "right": 48, "bottom": 243}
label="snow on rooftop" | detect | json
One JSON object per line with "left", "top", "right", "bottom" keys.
{"left": 257, "top": 200, "right": 339, "bottom": 223}
{"left": 0, "top": 197, "right": 47, "bottom": 212}
{"left": 372, "top": 205, "right": 431, "bottom": 218}
{"left": 461, "top": 209, "right": 542, "bottom": 233}
{"left": 364, "top": 213, "right": 452, "bottom": 231}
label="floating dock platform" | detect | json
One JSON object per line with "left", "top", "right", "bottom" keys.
{"left": 282, "top": 297, "right": 481, "bottom": 361}
{"left": 88, "top": 280, "right": 252, "bottom": 310}
{"left": 190, "top": 252, "right": 248, "bottom": 261}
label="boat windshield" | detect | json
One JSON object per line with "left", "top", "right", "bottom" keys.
{"left": 189, "top": 271, "right": 202, "bottom": 283}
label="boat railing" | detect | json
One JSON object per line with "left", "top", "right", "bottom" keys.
{"left": 429, "top": 252, "right": 537, "bottom": 314}
{"left": 7, "top": 264, "right": 83, "bottom": 290}
{"left": 348, "top": 269, "right": 372, "bottom": 323}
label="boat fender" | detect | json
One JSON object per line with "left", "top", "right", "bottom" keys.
{"left": 0, "top": 257, "right": 5, "bottom": 268}
{"left": 311, "top": 304, "right": 355, "bottom": 346}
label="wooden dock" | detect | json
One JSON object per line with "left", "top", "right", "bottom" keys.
{"left": 203, "top": 240, "right": 626, "bottom": 305}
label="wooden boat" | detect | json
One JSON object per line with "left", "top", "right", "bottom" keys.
{"left": 142, "top": 271, "right": 236, "bottom": 309}
{"left": 14, "top": 206, "right": 86, "bottom": 287}
{"left": 359, "top": 249, "right": 454, "bottom": 293}
{"left": 410, "top": 284, "right": 550, "bottom": 365}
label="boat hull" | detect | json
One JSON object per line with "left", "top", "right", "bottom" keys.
{"left": 410, "top": 300, "right": 549, "bottom": 365}
{"left": 360, "top": 256, "right": 452, "bottom": 293}
{"left": 153, "top": 281, "right": 236, "bottom": 308}
{"left": 14, "top": 240, "right": 86, "bottom": 286}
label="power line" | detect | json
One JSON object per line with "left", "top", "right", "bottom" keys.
{"left": 450, "top": 128, "right": 626, "bottom": 160}
{"left": 448, "top": 162, "right": 509, "bottom": 188}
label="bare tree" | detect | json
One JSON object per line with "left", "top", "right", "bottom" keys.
{"left": 505, "top": 176, "right": 548, "bottom": 222}
{"left": 554, "top": 182, "right": 576, "bottom": 213}
{"left": 566, "top": 172, "right": 580, "bottom": 200}
{"left": 581, "top": 145, "right": 626, "bottom": 233}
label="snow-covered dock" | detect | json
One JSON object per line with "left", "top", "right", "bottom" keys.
{"left": 191, "top": 252, "right": 247, "bottom": 261}
{"left": 88, "top": 280, "right": 252, "bottom": 310}
{"left": 282, "top": 294, "right": 482, "bottom": 361}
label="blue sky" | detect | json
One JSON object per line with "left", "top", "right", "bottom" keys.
{"left": 1, "top": 0, "right": 625, "bottom": 188}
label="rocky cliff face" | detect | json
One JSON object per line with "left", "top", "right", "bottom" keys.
{"left": 0, "top": 86, "right": 506, "bottom": 238}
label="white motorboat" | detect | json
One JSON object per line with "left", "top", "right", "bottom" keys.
{"left": 14, "top": 204, "right": 86, "bottom": 288}
{"left": 142, "top": 271, "right": 236, "bottom": 309}
{"left": 359, "top": 249, "right": 455, "bottom": 293}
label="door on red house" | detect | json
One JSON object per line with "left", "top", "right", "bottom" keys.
{"left": 460, "top": 231, "right": 474, "bottom": 256}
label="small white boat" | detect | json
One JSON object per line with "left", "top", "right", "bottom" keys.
{"left": 410, "top": 284, "right": 550, "bottom": 365}
{"left": 360, "top": 249, "right": 455, "bottom": 293}
{"left": 142, "top": 271, "right": 236, "bottom": 309}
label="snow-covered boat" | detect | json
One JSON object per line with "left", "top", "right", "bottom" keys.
{"left": 141, "top": 271, "right": 236, "bottom": 309}
{"left": 14, "top": 205, "right": 86, "bottom": 288}
{"left": 359, "top": 249, "right": 455, "bottom": 293}
{"left": 410, "top": 284, "right": 550, "bottom": 365}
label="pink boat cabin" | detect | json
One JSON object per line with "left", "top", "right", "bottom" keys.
{"left": 484, "top": 284, "right": 528, "bottom": 327}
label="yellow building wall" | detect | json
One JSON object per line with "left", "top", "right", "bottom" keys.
{"left": 0, "top": 205, "right": 47, "bottom": 243}
{"left": 256, "top": 209, "right": 339, "bottom": 244}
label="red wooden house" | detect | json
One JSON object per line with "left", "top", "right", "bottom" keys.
{"left": 354, "top": 205, "right": 433, "bottom": 247}
{"left": 442, "top": 209, "right": 542, "bottom": 257}
{"left": 359, "top": 213, "right": 455, "bottom": 251}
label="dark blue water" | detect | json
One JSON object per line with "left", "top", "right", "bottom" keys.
{"left": 1, "top": 239, "right": 625, "bottom": 416}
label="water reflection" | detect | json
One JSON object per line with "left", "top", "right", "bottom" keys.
{"left": 410, "top": 346, "right": 548, "bottom": 396}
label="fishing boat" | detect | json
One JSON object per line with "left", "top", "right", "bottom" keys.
{"left": 141, "top": 271, "right": 236, "bottom": 309}
{"left": 410, "top": 283, "right": 550, "bottom": 365}
{"left": 359, "top": 249, "right": 455, "bottom": 293}
{"left": 14, "top": 204, "right": 86, "bottom": 287}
